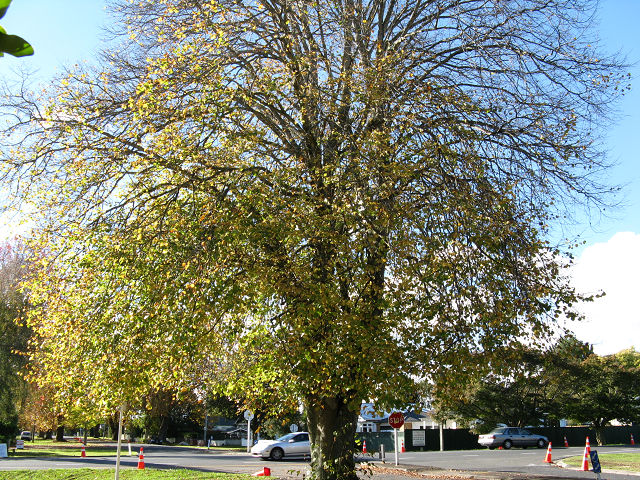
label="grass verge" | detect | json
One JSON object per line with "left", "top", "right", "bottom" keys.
{"left": 562, "top": 452, "right": 640, "bottom": 472}
{"left": 10, "top": 441, "right": 244, "bottom": 457}
{"left": 0, "top": 469, "right": 253, "bottom": 480}
{"left": 11, "top": 442, "right": 120, "bottom": 457}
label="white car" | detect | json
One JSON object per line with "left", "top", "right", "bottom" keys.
{"left": 478, "top": 427, "right": 548, "bottom": 450}
{"left": 251, "top": 432, "right": 311, "bottom": 460}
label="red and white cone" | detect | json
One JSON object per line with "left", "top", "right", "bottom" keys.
{"left": 543, "top": 441, "right": 553, "bottom": 463}
{"left": 253, "top": 467, "right": 271, "bottom": 476}
{"left": 579, "top": 439, "right": 590, "bottom": 471}
{"left": 137, "top": 447, "right": 145, "bottom": 470}
{"left": 401, "top": 440, "right": 406, "bottom": 453}
{"left": 81, "top": 444, "right": 86, "bottom": 457}
{"left": 564, "top": 436, "right": 569, "bottom": 447}
{"left": 632, "top": 434, "right": 636, "bottom": 446}
{"left": 362, "top": 440, "right": 367, "bottom": 454}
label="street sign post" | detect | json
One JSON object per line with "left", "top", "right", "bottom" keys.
{"left": 290, "top": 424, "right": 299, "bottom": 433}
{"left": 590, "top": 450, "right": 602, "bottom": 480}
{"left": 388, "top": 412, "right": 404, "bottom": 465}
{"left": 244, "top": 410, "right": 254, "bottom": 453}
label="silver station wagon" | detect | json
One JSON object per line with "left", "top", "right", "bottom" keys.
{"left": 478, "top": 427, "right": 548, "bottom": 450}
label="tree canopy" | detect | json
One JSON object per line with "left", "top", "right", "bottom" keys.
{"left": 0, "top": 0, "right": 628, "bottom": 478}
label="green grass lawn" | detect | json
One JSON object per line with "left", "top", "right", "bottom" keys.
{"left": 11, "top": 444, "right": 120, "bottom": 457}
{"left": 562, "top": 452, "right": 640, "bottom": 472}
{"left": 0, "top": 469, "right": 253, "bottom": 480}
{"left": 9, "top": 439, "right": 244, "bottom": 457}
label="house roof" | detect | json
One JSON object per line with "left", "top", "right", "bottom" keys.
{"left": 358, "top": 403, "right": 431, "bottom": 424}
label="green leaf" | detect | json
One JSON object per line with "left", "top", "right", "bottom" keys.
{"left": 0, "top": 0, "right": 11, "bottom": 21}
{"left": 0, "top": 31, "right": 33, "bottom": 57}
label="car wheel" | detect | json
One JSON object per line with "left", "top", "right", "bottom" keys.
{"left": 536, "top": 439, "right": 546, "bottom": 448}
{"left": 270, "top": 448, "right": 284, "bottom": 460}
{"left": 488, "top": 447, "right": 495, "bottom": 450}
{"left": 503, "top": 439, "right": 513, "bottom": 450}
{"left": 522, "top": 446, "right": 528, "bottom": 449}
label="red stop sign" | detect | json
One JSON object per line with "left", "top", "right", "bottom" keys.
{"left": 388, "top": 412, "right": 404, "bottom": 429}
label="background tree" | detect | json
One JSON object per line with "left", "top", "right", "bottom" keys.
{"left": 438, "top": 338, "right": 590, "bottom": 432}
{"left": 564, "top": 355, "right": 640, "bottom": 445}
{"left": 0, "top": 239, "right": 31, "bottom": 433}
{"left": 19, "top": 383, "right": 58, "bottom": 439}
{"left": 0, "top": 0, "right": 628, "bottom": 478}
{"left": 614, "top": 347, "right": 640, "bottom": 369}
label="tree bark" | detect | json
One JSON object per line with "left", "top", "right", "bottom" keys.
{"left": 306, "top": 394, "right": 359, "bottom": 480}
{"left": 108, "top": 414, "right": 119, "bottom": 441}
{"left": 55, "top": 423, "right": 64, "bottom": 442}
{"left": 158, "top": 415, "right": 169, "bottom": 442}
{"left": 594, "top": 424, "right": 607, "bottom": 446}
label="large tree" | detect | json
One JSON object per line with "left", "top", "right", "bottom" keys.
{"left": 0, "top": 0, "right": 627, "bottom": 478}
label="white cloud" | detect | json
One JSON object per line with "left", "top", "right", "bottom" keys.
{"left": 565, "top": 232, "right": 640, "bottom": 355}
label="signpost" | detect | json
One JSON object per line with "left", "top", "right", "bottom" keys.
{"left": 388, "top": 412, "right": 404, "bottom": 465}
{"left": 290, "top": 424, "right": 299, "bottom": 433}
{"left": 244, "top": 410, "right": 254, "bottom": 453}
{"left": 590, "top": 450, "right": 602, "bottom": 480}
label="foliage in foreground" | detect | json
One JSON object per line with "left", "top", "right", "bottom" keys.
{"left": 0, "top": 0, "right": 33, "bottom": 57}
{"left": 0, "top": 0, "right": 629, "bottom": 478}
{"left": 0, "top": 470, "right": 252, "bottom": 480}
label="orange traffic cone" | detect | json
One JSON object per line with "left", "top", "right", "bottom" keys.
{"left": 362, "top": 440, "right": 367, "bottom": 454}
{"left": 401, "top": 440, "right": 406, "bottom": 453}
{"left": 579, "top": 440, "right": 590, "bottom": 471}
{"left": 252, "top": 467, "right": 271, "bottom": 476}
{"left": 137, "top": 447, "right": 145, "bottom": 470}
{"left": 81, "top": 444, "right": 86, "bottom": 457}
{"left": 632, "top": 434, "right": 636, "bottom": 445}
{"left": 543, "top": 441, "right": 553, "bottom": 463}
{"left": 564, "top": 436, "right": 569, "bottom": 447}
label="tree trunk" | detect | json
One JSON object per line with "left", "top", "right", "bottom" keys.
{"left": 594, "top": 425, "right": 607, "bottom": 446}
{"left": 55, "top": 424, "right": 64, "bottom": 442}
{"left": 306, "top": 394, "right": 359, "bottom": 480}
{"left": 158, "top": 415, "right": 169, "bottom": 442}
{"left": 108, "top": 414, "right": 118, "bottom": 440}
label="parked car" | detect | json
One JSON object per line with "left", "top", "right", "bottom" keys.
{"left": 251, "top": 432, "right": 310, "bottom": 460}
{"left": 19, "top": 431, "right": 31, "bottom": 441}
{"left": 478, "top": 427, "right": 548, "bottom": 450}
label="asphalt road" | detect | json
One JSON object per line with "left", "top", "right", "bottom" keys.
{"left": 0, "top": 443, "right": 639, "bottom": 479}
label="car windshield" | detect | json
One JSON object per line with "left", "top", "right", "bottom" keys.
{"left": 276, "top": 433, "right": 297, "bottom": 442}
{"left": 489, "top": 428, "right": 506, "bottom": 434}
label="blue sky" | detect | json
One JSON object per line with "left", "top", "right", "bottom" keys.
{"left": 0, "top": 0, "right": 638, "bottom": 355}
